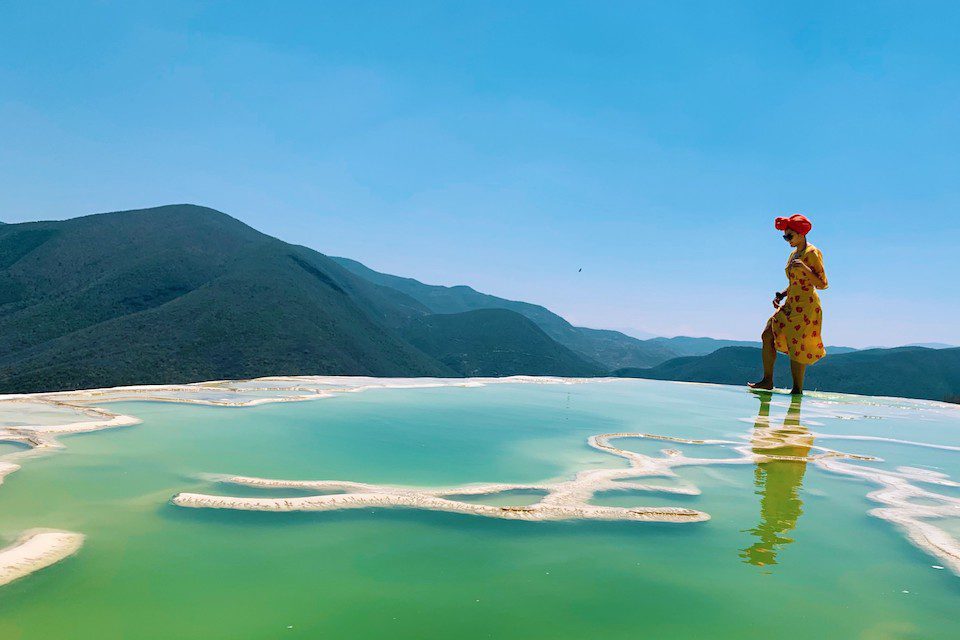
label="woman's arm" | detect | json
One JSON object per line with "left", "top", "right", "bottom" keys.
{"left": 791, "top": 249, "right": 828, "bottom": 290}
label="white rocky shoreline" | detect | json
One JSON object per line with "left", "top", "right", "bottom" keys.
{"left": 1, "top": 375, "right": 960, "bottom": 585}
{"left": 0, "top": 529, "right": 85, "bottom": 587}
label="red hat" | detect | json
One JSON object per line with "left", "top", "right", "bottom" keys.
{"left": 775, "top": 214, "right": 812, "bottom": 235}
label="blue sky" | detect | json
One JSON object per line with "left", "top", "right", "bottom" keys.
{"left": 1, "top": 2, "right": 957, "bottom": 347}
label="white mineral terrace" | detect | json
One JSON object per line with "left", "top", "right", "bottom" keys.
{"left": 0, "top": 529, "right": 85, "bottom": 587}
{"left": 2, "top": 375, "right": 960, "bottom": 581}
{"left": 0, "top": 376, "right": 598, "bottom": 586}
{"left": 171, "top": 431, "right": 720, "bottom": 522}
{"left": 0, "top": 376, "right": 588, "bottom": 460}
{"left": 174, "top": 426, "right": 960, "bottom": 572}
{"left": 169, "top": 430, "right": 881, "bottom": 524}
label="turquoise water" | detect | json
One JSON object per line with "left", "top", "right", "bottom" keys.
{"left": 1, "top": 380, "right": 959, "bottom": 638}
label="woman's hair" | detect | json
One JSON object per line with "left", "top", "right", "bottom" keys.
{"left": 775, "top": 214, "right": 812, "bottom": 235}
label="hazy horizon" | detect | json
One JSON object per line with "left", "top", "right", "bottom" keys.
{"left": 2, "top": 2, "right": 957, "bottom": 347}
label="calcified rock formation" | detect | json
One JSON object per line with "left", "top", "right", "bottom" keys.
{"left": 0, "top": 376, "right": 591, "bottom": 468}
{"left": 0, "top": 376, "right": 593, "bottom": 586}
{"left": 176, "top": 430, "right": 960, "bottom": 574}
{"left": 0, "top": 375, "right": 590, "bottom": 470}
{"left": 0, "top": 530, "right": 85, "bottom": 587}
{"left": 0, "top": 461, "right": 18, "bottom": 486}
{"left": 3, "top": 375, "right": 960, "bottom": 581}
{"left": 172, "top": 432, "right": 720, "bottom": 522}
{"left": 0, "top": 401, "right": 141, "bottom": 452}
{"left": 171, "top": 430, "right": 877, "bottom": 523}
{"left": 173, "top": 391, "right": 960, "bottom": 576}
{"left": 172, "top": 424, "right": 884, "bottom": 522}
{"left": 817, "top": 455, "right": 960, "bottom": 574}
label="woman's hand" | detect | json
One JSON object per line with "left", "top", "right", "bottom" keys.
{"left": 772, "top": 290, "right": 786, "bottom": 308}
{"left": 791, "top": 257, "right": 827, "bottom": 288}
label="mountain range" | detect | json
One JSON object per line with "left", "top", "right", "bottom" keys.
{"left": 615, "top": 346, "right": 960, "bottom": 402}
{"left": 0, "top": 204, "right": 956, "bottom": 402}
{"left": 332, "top": 256, "right": 678, "bottom": 368}
{"left": 0, "top": 205, "right": 611, "bottom": 392}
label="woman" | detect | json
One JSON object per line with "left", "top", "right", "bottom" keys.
{"left": 749, "top": 214, "right": 828, "bottom": 394}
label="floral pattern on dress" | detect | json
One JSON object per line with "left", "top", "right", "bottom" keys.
{"left": 770, "top": 244, "right": 828, "bottom": 365}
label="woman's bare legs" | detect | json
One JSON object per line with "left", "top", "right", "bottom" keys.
{"left": 748, "top": 321, "right": 776, "bottom": 390}
{"left": 789, "top": 360, "right": 806, "bottom": 395}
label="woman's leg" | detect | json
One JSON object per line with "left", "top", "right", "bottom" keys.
{"left": 790, "top": 360, "right": 806, "bottom": 395}
{"left": 748, "top": 321, "right": 776, "bottom": 390}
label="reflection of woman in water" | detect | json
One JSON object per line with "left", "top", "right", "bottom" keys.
{"left": 740, "top": 392, "right": 812, "bottom": 567}
{"left": 749, "top": 214, "right": 828, "bottom": 395}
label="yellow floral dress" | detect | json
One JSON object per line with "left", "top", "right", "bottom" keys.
{"left": 770, "top": 244, "right": 828, "bottom": 364}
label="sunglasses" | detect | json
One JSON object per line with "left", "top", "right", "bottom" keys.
{"left": 782, "top": 232, "right": 794, "bottom": 241}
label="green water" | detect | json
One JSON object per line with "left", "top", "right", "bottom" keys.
{"left": 1, "top": 380, "right": 959, "bottom": 639}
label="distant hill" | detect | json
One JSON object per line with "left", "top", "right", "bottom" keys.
{"left": 400, "top": 309, "right": 601, "bottom": 377}
{"left": 645, "top": 336, "right": 759, "bottom": 356}
{"left": 333, "top": 256, "right": 677, "bottom": 369}
{"left": 615, "top": 346, "right": 960, "bottom": 402}
{"left": 0, "top": 205, "right": 598, "bottom": 392}
{"left": 905, "top": 342, "right": 956, "bottom": 350}
{"left": 646, "top": 335, "right": 858, "bottom": 357}
{"left": 333, "top": 258, "right": 862, "bottom": 366}
{"left": 865, "top": 343, "right": 956, "bottom": 350}
{"left": 610, "top": 327, "right": 658, "bottom": 340}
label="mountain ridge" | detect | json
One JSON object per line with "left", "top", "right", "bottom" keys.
{"left": 0, "top": 205, "right": 596, "bottom": 392}
{"left": 615, "top": 346, "right": 960, "bottom": 402}
{"left": 332, "top": 256, "right": 676, "bottom": 369}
